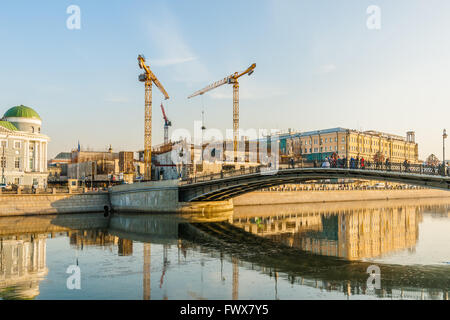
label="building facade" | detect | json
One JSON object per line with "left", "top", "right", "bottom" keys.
{"left": 278, "top": 127, "right": 419, "bottom": 163}
{"left": 0, "top": 105, "right": 50, "bottom": 187}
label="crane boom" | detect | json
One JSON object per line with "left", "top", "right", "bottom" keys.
{"left": 188, "top": 77, "right": 229, "bottom": 99}
{"left": 187, "top": 63, "right": 256, "bottom": 99}
{"left": 160, "top": 103, "right": 169, "bottom": 124}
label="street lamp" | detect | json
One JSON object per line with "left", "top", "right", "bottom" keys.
{"left": 443, "top": 129, "right": 448, "bottom": 173}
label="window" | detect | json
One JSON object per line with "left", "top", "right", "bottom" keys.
{"left": 31, "top": 126, "right": 35, "bottom": 133}
{"left": 14, "top": 141, "right": 21, "bottom": 149}
{"left": 325, "top": 138, "right": 328, "bottom": 143}
{"left": 14, "top": 157, "right": 20, "bottom": 169}
{"left": 0, "top": 140, "right": 7, "bottom": 148}
{"left": 14, "top": 178, "right": 19, "bottom": 185}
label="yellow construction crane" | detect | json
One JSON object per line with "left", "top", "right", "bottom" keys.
{"left": 188, "top": 63, "right": 256, "bottom": 162}
{"left": 138, "top": 54, "right": 169, "bottom": 180}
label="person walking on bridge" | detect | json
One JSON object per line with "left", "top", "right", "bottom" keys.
{"left": 403, "top": 159, "right": 409, "bottom": 172}
{"left": 360, "top": 157, "right": 365, "bottom": 169}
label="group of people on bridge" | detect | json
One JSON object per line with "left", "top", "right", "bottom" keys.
{"left": 285, "top": 153, "right": 450, "bottom": 176}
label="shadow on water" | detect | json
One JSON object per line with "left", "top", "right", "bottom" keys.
{"left": 0, "top": 197, "right": 449, "bottom": 299}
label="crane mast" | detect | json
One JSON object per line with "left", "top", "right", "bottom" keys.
{"left": 138, "top": 54, "right": 169, "bottom": 180}
{"left": 188, "top": 63, "right": 255, "bottom": 162}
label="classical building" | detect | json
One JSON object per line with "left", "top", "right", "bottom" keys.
{"left": 0, "top": 105, "right": 50, "bottom": 187}
{"left": 278, "top": 127, "right": 419, "bottom": 163}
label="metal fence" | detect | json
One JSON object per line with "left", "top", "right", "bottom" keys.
{"left": 0, "top": 187, "right": 109, "bottom": 195}
{"left": 180, "top": 160, "right": 450, "bottom": 185}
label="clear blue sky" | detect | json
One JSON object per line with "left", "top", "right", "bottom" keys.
{"left": 1, "top": 0, "right": 449, "bottom": 159}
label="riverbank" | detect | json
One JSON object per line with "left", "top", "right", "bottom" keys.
{"left": 233, "top": 188, "right": 450, "bottom": 206}
{"left": 0, "top": 187, "right": 449, "bottom": 217}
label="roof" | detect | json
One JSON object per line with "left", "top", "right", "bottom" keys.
{"left": 54, "top": 152, "right": 72, "bottom": 159}
{"left": 0, "top": 120, "right": 18, "bottom": 131}
{"left": 3, "top": 105, "right": 41, "bottom": 120}
{"left": 278, "top": 127, "right": 349, "bottom": 140}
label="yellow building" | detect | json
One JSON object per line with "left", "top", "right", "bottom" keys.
{"left": 279, "top": 128, "right": 419, "bottom": 164}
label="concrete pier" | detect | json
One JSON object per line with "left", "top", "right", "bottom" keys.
{"left": 108, "top": 180, "right": 233, "bottom": 214}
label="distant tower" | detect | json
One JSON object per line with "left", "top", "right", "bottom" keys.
{"left": 108, "top": 145, "right": 113, "bottom": 153}
{"left": 406, "top": 131, "right": 415, "bottom": 143}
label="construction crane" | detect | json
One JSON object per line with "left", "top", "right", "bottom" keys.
{"left": 138, "top": 54, "right": 169, "bottom": 180}
{"left": 160, "top": 103, "right": 172, "bottom": 145}
{"left": 188, "top": 63, "right": 256, "bottom": 162}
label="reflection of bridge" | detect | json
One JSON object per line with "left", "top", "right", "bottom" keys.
{"left": 179, "top": 166, "right": 450, "bottom": 202}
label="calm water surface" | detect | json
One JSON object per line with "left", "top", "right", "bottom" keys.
{"left": 1, "top": 198, "right": 449, "bottom": 300}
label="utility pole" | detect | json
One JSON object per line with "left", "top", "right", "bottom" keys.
{"left": 443, "top": 129, "right": 447, "bottom": 174}
{"left": 201, "top": 110, "right": 205, "bottom": 164}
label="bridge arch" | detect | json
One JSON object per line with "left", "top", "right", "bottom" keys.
{"left": 179, "top": 168, "right": 450, "bottom": 202}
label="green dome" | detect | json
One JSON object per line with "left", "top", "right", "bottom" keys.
{"left": 4, "top": 105, "right": 41, "bottom": 120}
{"left": 0, "top": 121, "right": 18, "bottom": 131}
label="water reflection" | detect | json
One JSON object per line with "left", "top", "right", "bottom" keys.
{"left": 0, "top": 234, "right": 48, "bottom": 299}
{"left": 231, "top": 204, "right": 421, "bottom": 260}
{"left": 0, "top": 199, "right": 449, "bottom": 300}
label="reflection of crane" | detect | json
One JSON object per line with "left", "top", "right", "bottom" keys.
{"left": 188, "top": 63, "right": 256, "bottom": 162}
{"left": 160, "top": 103, "right": 172, "bottom": 145}
{"left": 138, "top": 54, "right": 170, "bottom": 180}
{"left": 143, "top": 243, "right": 151, "bottom": 300}
{"left": 159, "top": 244, "right": 170, "bottom": 288}
{"left": 232, "top": 256, "right": 239, "bottom": 300}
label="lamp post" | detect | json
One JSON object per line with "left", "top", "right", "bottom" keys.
{"left": 443, "top": 129, "right": 448, "bottom": 174}
{"left": 1, "top": 141, "right": 5, "bottom": 184}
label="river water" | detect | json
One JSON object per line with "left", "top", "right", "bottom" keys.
{"left": 0, "top": 198, "right": 449, "bottom": 300}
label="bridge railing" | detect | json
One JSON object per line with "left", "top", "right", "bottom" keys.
{"left": 180, "top": 160, "right": 449, "bottom": 185}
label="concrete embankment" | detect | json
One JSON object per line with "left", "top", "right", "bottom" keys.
{"left": 233, "top": 189, "right": 450, "bottom": 206}
{"left": 0, "top": 193, "right": 110, "bottom": 217}
{"left": 1, "top": 181, "right": 449, "bottom": 217}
